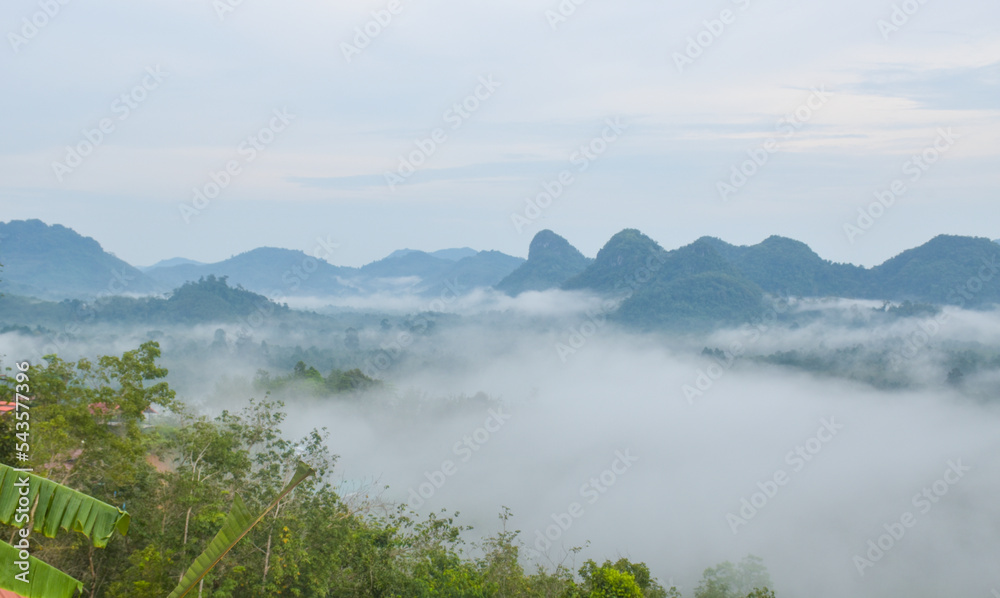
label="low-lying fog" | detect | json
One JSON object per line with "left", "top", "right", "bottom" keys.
{"left": 3, "top": 293, "right": 999, "bottom": 598}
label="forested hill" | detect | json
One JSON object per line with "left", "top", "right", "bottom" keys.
{"left": 495, "top": 229, "right": 592, "bottom": 295}
{"left": 0, "top": 219, "right": 160, "bottom": 298}
{"left": 1, "top": 220, "right": 998, "bottom": 330}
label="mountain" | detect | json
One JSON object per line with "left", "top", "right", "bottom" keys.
{"left": 869, "top": 235, "right": 1000, "bottom": 306}
{"left": 701, "top": 235, "right": 870, "bottom": 297}
{"left": 615, "top": 238, "right": 765, "bottom": 329}
{"left": 146, "top": 247, "right": 354, "bottom": 297}
{"left": 386, "top": 248, "right": 478, "bottom": 262}
{"left": 0, "top": 275, "right": 298, "bottom": 327}
{"left": 430, "top": 248, "right": 478, "bottom": 261}
{"left": 430, "top": 251, "right": 524, "bottom": 295}
{"left": 495, "top": 230, "right": 591, "bottom": 296}
{"left": 561, "top": 229, "right": 668, "bottom": 294}
{"left": 159, "top": 274, "right": 292, "bottom": 323}
{"left": 140, "top": 257, "right": 205, "bottom": 272}
{"left": 4, "top": 219, "right": 999, "bottom": 322}
{"left": 357, "top": 251, "right": 456, "bottom": 295}
{"left": 0, "top": 219, "right": 160, "bottom": 299}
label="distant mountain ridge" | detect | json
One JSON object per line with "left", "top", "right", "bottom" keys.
{"left": 0, "top": 219, "right": 160, "bottom": 299}
{"left": 0, "top": 220, "right": 524, "bottom": 301}
{"left": 1, "top": 220, "right": 998, "bottom": 328}
{"left": 140, "top": 257, "right": 205, "bottom": 272}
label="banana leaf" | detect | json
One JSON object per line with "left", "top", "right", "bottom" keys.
{"left": 166, "top": 461, "right": 315, "bottom": 598}
{"left": 0, "top": 464, "right": 129, "bottom": 548}
{"left": 0, "top": 539, "right": 84, "bottom": 598}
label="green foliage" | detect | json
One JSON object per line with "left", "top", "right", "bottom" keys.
{"left": 164, "top": 275, "right": 289, "bottom": 323}
{"left": 0, "top": 540, "right": 84, "bottom": 598}
{"left": 167, "top": 462, "right": 315, "bottom": 598}
{"left": 579, "top": 561, "right": 643, "bottom": 598}
{"left": 618, "top": 271, "right": 764, "bottom": 330}
{"left": 694, "top": 556, "right": 772, "bottom": 598}
{"left": 253, "top": 361, "right": 380, "bottom": 396}
{"left": 0, "top": 276, "right": 291, "bottom": 327}
{"left": 0, "top": 342, "right": 758, "bottom": 598}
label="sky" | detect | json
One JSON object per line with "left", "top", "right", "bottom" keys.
{"left": 1, "top": 0, "right": 998, "bottom": 268}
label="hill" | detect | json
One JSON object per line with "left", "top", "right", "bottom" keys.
{"left": 561, "top": 229, "right": 668, "bottom": 294}
{"left": 700, "top": 235, "right": 870, "bottom": 297}
{"left": 140, "top": 257, "right": 205, "bottom": 272}
{"left": 869, "top": 235, "right": 1000, "bottom": 306}
{"left": 0, "top": 275, "right": 295, "bottom": 327}
{"left": 614, "top": 237, "right": 766, "bottom": 329}
{"left": 0, "top": 219, "right": 160, "bottom": 299}
{"left": 146, "top": 247, "right": 354, "bottom": 298}
{"left": 429, "top": 250, "right": 525, "bottom": 295}
{"left": 495, "top": 230, "right": 591, "bottom": 295}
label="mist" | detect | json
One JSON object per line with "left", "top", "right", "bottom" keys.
{"left": 2, "top": 294, "right": 999, "bottom": 597}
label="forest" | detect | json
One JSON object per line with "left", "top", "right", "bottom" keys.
{"left": 0, "top": 342, "right": 776, "bottom": 598}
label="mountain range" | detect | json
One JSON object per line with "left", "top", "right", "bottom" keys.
{"left": 1, "top": 219, "right": 998, "bottom": 329}
{"left": 0, "top": 220, "right": 524, "bottom": 301}
{"left": 498, "top": 229, "right": 1000, "bottom": 327}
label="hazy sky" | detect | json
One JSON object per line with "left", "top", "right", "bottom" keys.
{"left": 1, "top": 0, "right": 997, "bottom": 267}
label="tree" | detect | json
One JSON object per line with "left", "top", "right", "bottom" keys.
{"left": 694, "top": 555, "right": 772, "bottom": 598}
{"left": 166, "top": 461, "right": 315, "bottom": 598}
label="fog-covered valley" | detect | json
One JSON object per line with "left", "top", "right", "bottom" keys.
{"left": 3, "top": 284, "right": 999, "bottom": 597}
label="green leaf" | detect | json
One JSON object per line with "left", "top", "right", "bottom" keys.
{"left": 0, "top": 540, "right": 84, "bottom": 598}
{"left": 166, "top": 461, "right": 315, "bottom": 598}
{"left": 0, "top": 463, "right": 129, "bottom": 548}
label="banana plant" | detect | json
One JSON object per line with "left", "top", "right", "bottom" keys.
{"left": 166, "top": 461, "right": 315, "bottom": 598}
{"left": 0, "top": 462, "right": 130, "bottom": 598}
